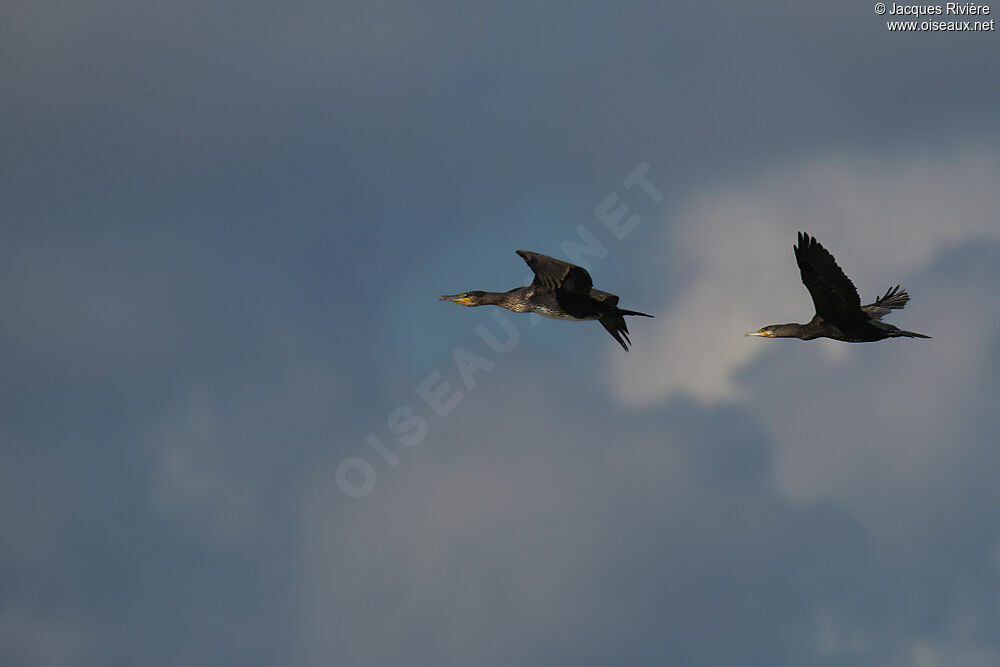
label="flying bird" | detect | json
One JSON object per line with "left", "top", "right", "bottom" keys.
{"left": 441, "top": 250, "right": 653, "bottom": 351}
{"left": 746, "top": 232, "right": 930, "bottom": 342}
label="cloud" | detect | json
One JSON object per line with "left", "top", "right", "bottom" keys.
{"left": 612, "top": 147, "right": 1000, "bottom": 405}
{"left": 608, "top": 148, "right": 1000, "bottom": 580}
{"left": 3, "top": 3, "right": 1000, "bottom": 666}
{"left": 745, "top": 239, "right": 1000, "bottom": 562}
{"left": 293, "top": 361, "right": 989, "bottom": 667}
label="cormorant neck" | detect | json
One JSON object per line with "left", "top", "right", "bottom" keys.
{"left": 772, "top": 323, "right": 809, "bottom": 338}
{"left": 477, "top": 291, "right": 510, "bottom": 306}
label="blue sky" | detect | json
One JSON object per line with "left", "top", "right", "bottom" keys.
{"left": 2, "top": 2, "right": 1000, "bottom": 665}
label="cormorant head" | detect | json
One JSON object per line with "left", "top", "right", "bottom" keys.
{"left": 745, "top": 324, "right": 800, "bottom": 338}
{"left": 440, "top": 290, "right": 487, "bottom": 307}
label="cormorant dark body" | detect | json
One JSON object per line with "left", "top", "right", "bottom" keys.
{"left": 746, "top": 232, "right": 930, "bottom": 342}
{"left": 441, "top": 250, "right": 653, "bottom": 351}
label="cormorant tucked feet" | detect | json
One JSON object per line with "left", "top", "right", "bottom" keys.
{"left": 441, "top": 250, "right": 653, "bottom": 351}
{"left": 746, "top": 232, "right": 931, "bottom": 342}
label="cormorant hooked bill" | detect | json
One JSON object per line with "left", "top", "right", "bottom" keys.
{"left": 746, "top": 232, "right": 930, "bottom": 342}
{"left": 441, "top": 250, "right": 653, "bottom": 351}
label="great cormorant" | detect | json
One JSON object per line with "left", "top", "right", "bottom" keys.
{"left": 746, "top": 232, "right": 930, "bottom": 342}
{"left": 441, "top": 250, "right": 653, "bottom": 350}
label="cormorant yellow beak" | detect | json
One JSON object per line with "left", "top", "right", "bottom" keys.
{"left": 440, "top": 294, "right": 473, "bottom": 306}
{"left": 745, "top": 330, "right": 772, "bottom": 337}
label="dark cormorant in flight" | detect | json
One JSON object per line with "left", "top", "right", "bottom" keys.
{"left": 746, "top": 232, "right": 930, "bottom": 342}
{"left": 441, "top": 250, "right": 653, "bottom": 350}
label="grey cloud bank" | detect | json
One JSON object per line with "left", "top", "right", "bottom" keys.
{"left": 2, "top": 2, "right": 999, "bottom": 666}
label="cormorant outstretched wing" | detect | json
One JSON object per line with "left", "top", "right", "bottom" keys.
{"left": 794, "top": 232, "right": 864, "bottom": 322}
{"left": 516, "top": 250, "right": 593, "bottom": 296}
{"left": 862, "top": 285, "right": 910, "bottom": 320}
